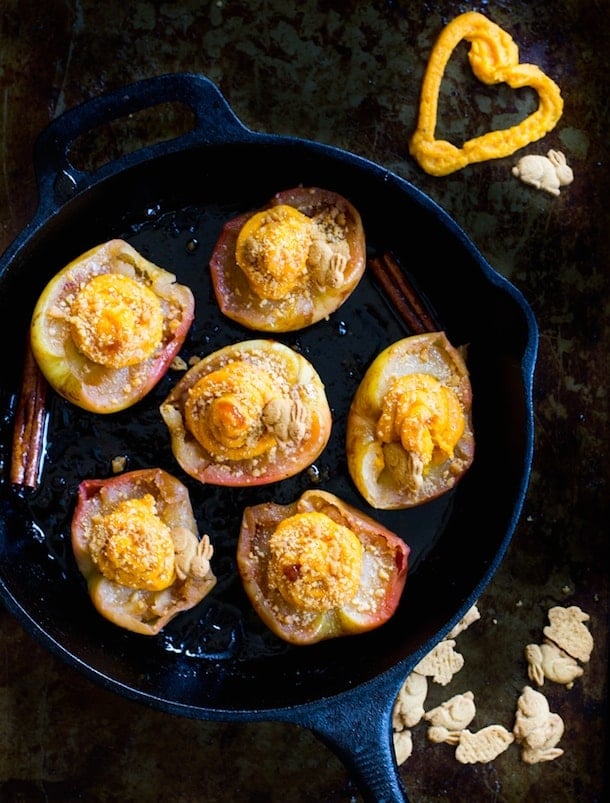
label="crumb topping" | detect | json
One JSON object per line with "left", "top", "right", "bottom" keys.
{"left": 267, "top": 511, "right": 363, "bottom": 612}
{"left": 69, "top": 273, "right": 163, "bottom": 367}
{"left": 235, "top": 205, "right": 313, "bottom": 299}
{"left": 88, "top": 493, "right": 175, "bottom": 591}
{"left": 235, "top": 202, "right": 351, "bottom": 302}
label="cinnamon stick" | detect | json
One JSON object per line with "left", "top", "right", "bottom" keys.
{"left": 368, "top": 252, "right": 439, "bottom": 334}
{"left": 10, "top": 338, "right": 48, "bottom": 488}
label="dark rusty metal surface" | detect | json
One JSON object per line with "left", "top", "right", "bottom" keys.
{"left": 1, "top": 2, "right": 607, "bottom": 801}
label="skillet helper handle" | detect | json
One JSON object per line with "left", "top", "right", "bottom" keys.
{"left": 32, "top": 72, "right": 249, "bottom": 214}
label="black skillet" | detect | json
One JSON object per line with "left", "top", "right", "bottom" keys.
{"left": 0, "top": 73, "right": 537, "bottom": 802}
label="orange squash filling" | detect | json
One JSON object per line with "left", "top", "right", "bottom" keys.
{"left": 376, "top": 373, "right": 465, "bottom": 469}
{"left": 69, "top": 272, "right": 164, "bottom": 367}
{"left": 88, "top": 494, "right": 176, "bottom": 591}
{"left": 184, "top": 361, "right": 278, "bottom": 461}
{"left": 267, "top": 511, "right": 363, "bottom": 613}
{"left": 235, "top": 204, "right": 313, "bottom": 299}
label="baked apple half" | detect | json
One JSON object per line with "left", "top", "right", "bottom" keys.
{"left": 346, "top": 332, "right": 475, "bottom": 509}
{"left": 237, "top": 489, "right": 410, "bottom": 645}
{"left": 71, "top": 468, "right": 216, "bottom": 636}
{"left": 209, "top": 186, "right": 366, "bottom": 331}
{"left": 30, "top": 239, "right": 195, "bottom": 413}
{"left": 160, "top": 339, "right": 332, "bottom": 486}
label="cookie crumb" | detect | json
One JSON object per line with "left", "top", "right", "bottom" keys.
{"left": 111, "top": 455, "right": 127, "bottom": 474}
{"left": 170, "top": 355, "right": 188, "bottom": 371}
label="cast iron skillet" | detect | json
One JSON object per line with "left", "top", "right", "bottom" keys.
{"left": 0, "top": 73, "right": 537, "bottom": 802}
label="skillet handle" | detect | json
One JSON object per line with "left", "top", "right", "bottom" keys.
{"left": 293, "top": 670, "right": 413, "bottom": 803}
{"left": 32, "top": 72, "right": 251, "bottom": 213}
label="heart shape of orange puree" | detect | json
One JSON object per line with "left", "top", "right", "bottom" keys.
{"left": 409, "top": 12, "right": 564, "bottom": 176}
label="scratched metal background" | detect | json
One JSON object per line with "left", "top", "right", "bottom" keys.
{"left": 0, "top": 2, "right": 608, "bottom": 801}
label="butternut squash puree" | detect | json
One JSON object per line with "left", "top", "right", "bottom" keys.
{"left": 235, "top": 204, "right": 313, "bottom": 299}
{"left": 267, "top": 511, "right": 363, "bottom": 612}
{"left": 409, "top": 11, "right": 564, "bottom": 176}
{"left": 184, "top": 361, "right": 278, "bottom": 461}
{"left": 88, "top": 494, "right": 175, "bottom": 591}
{"left": 70, "top": 272, "right": 163, "bottom": 367}
{"left": 377, "top": 373, "right": 465, "bottom": 469}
